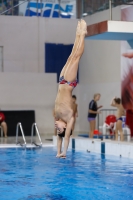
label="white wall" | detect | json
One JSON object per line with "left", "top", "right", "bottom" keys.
{"left": 0, "top": 16, "right": 78, "bottom": 73}
{"left": 0, "top": 72, "right": 57, "bottom": 133}
{"left": 1, "top": 17, "right": 40, "bottom": 72}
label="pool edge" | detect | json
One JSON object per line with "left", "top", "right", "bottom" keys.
{"left": 53, "top": 136, "right": 133, "bottom": 159}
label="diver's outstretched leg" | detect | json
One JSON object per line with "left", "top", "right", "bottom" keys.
{"left": 60, "top": 20, "right": 86, "bottom": 78}
{"left": 64, "top": 19, "right": 87, "bottom": 82}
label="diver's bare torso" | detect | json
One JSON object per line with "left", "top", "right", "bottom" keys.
{"left": 55, "top": 84, "right": 74, "bottom": 122}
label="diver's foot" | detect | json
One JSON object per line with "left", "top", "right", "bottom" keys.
{"left": 76, "top": 20, "right": 81, "bottom": 35}
{"left": 80, "top": 19, "right": 87, "bottom": 35}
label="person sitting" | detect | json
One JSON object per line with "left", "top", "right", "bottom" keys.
{"left": 104, "top": 115, "right": 117, "bottom": 136}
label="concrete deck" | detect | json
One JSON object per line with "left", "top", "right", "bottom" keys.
{"left": 0, "top": 135, "right": 53, "bottom": 147}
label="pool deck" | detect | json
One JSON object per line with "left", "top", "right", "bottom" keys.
{"left": 53, "top": 136, "right": 133, "bottom": 159}
{"left": 1, "top": 134, "right": 133, "bottom": 159}
{"left": 0, "top": 135, "right": 54, "bottom": 148}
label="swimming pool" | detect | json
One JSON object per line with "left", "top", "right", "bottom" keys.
{"left": 0, "top": 147, "right": 133, "bottom": 200}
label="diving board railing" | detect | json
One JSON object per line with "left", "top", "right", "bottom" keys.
{"left": 82, "top": 0, "right": 133, "bottom": 17}
{"left": 0, "top": 0, "right": 29, "bottom": 15}
{"left": 16, "top": 122, "right": 26, "bottom": 147}
{"left": 31, "top": 123, "right": 42, "bottom": 147}
{"left": 109, "top": 0, "right": 112, "bottom": 20}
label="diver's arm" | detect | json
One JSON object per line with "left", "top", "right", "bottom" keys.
{"left": 110, "top": 98, "right": 116, "bottom": 107}
{"left": 60, "top": 117, "right": 74, "bottom": 157}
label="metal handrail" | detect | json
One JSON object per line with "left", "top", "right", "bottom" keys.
{"left": 16, "top": 122, "right": 26, "bottom": 147}
{"left": 109, "top": 0, "right": 112, "bottom": 20}
{"left": 82, "top": 0, "right": 133, "bottom": 17}
{"left": 99, "top": 108, "right": 117, "bottom": 112}
{"left": 31, "top": 123, "right": 42, "bottom": 147}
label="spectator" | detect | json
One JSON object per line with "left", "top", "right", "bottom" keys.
{"left": 88, "top": 93, "right": 102, "bottom": 138}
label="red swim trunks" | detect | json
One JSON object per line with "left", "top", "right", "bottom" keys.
{"left": 59, "top": 76, "right": 77, "bottom": 88}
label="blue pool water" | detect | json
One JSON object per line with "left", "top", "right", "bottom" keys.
{"left": 0, "top": 147, "right": 133, "bottom": 200}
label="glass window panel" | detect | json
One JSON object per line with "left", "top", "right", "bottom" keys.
{"left": 82, "top": 0, "right": 133, "bottom": 17}
{"left": 54, "top": 0, "right": 76, "bottom": 19}
{"left": 19, "top": 0, "right": 29, "bottom": 16}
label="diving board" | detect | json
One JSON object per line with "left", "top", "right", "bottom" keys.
{"left": 86, "top": 20, "right": 133, "bottom": 41}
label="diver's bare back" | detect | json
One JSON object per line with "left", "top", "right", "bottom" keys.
{"left": 55, "top": 84, "right": 73, "bottom": 123}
